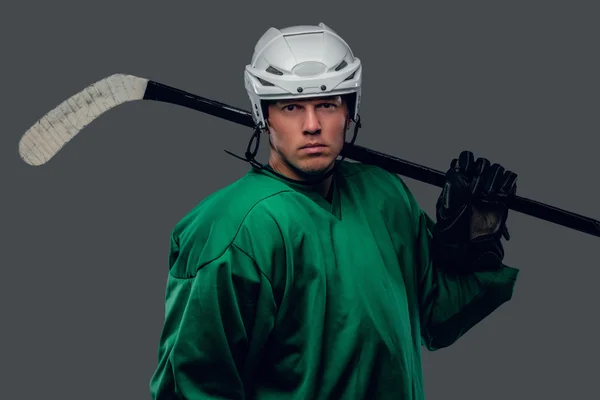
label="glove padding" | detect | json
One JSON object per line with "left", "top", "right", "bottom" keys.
{"left": 432, "top": 150, "right": 518, "bottom": 273}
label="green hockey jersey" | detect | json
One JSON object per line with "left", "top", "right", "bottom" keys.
{"left": 149, "top": 161, "right": 519, "bottom": 400}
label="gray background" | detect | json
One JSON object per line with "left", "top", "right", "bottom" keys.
{"left": 2, "top": 1, "right": 598, "bottom": 399}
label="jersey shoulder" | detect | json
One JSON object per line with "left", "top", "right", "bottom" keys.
{"left": 168, "top": 169, "right": 294, "bottom": 278}
{"left": 338, "top": 161, "right": 416, "bottom": 201}
{"left": 338, "top": 161, "right": 427, "bottom": 225}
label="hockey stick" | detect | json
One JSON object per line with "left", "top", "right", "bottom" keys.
{"left": 17, "top": 73, "right": 600, "bottom": 238}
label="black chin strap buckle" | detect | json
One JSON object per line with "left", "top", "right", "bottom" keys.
{"left": 350, "top": 114, "right": 361, "bottom": 145}
{"left": 339, "top": 114, "right": 361, "bottom": 162}
{"left": 224, "top": 126, "right": 264, "bottom": 170}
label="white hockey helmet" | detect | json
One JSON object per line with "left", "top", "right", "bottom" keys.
{"left": 244, "top": 22, "right": 362, "bottom": 129}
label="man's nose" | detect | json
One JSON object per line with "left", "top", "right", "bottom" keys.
{"left": 303, "top": 107, "right": 322, "bottom": 134}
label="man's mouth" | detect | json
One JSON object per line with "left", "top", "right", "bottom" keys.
{"left": 301, "top": 143, "right": 326, "bottom": 149}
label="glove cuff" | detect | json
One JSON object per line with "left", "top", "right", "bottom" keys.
{"left": 432, "top": 227, "right": 505, "bottom": 274}
{"left": 468, "top": 234, "right": 505, "bottom": 271}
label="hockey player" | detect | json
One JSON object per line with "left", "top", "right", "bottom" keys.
{"left": 150, "top": 22, "right": 519, "bottom": 400}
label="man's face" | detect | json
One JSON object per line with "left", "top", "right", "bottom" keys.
{"left": 265, "top": 95, "right": 350, "bottom": 180}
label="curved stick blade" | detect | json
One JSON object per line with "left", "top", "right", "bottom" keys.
{"left": 18, "top": 73, "right": 149, "bottom": 166}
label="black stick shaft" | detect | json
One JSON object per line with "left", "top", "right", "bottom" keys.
{"left": 143, "top": 80, "right": 600, "bottom": 238}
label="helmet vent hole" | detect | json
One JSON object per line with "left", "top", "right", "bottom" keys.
{"left": 344, "top": 72, "right": 355, "bottom": 81}
{"left": 335, "top": 60, "right": 348, "bottom": 71}
{"left": 266, "top": 66, "right": 284, "bottom": 75}
{"left": 257, "top": 78, "right": 275, "bottom": 86}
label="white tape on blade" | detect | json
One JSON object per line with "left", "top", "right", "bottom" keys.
{"left": 18, "top": 74, "right": 149, "bottom": 166}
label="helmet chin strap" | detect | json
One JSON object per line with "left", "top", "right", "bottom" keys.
{"left": 224, "top": 115, "right": 362, "bottom": 186}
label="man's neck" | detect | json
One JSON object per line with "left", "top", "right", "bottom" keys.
{"left": 267, "top": 161, "right": 334, "bottom": 198}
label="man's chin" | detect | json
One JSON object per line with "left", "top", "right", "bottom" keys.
{"left": 294, "top": 159, "right": 336, "bottom": 177}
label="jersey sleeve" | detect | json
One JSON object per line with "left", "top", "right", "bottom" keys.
{"left": 149, "top": 238, "right": 277, "bottom": 399}
{"left": 413, "top": 208, "right": 519, "bottom": 351}
{"left": 385, "top": 170, "right": 520, "bottom": 351}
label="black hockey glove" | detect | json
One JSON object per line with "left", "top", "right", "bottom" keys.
{"left": 431, "top": 150, "right": 518, "bottom": 273}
